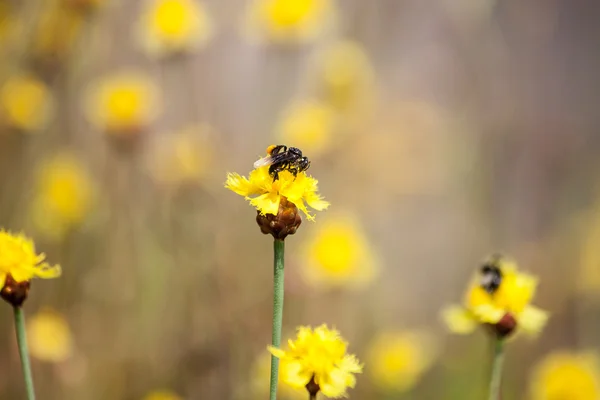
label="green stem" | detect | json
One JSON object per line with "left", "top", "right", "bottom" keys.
{"left": 14, "top": 307, "right": 36, "bottom": 400}
{"left": 488, "top": 338, "right": 505, "bottom": 400}
{"left": 269, "top": 239, "right": 285, "bottom": 400}
{"left": 309, "top": 393, "right": 316, "bottom": 400}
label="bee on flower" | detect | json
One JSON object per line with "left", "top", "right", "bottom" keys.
{"left": 268, "top": 324, "right": 363, "bottom": 399}
{"left": 442, "top": 254, "right": 549, "bottom": 338}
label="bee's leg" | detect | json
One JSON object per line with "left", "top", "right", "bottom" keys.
{"left": 270, "top": 164, "right": 283, "bottom": 181}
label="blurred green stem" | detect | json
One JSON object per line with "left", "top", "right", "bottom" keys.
{"left": 309, "top": 393, "right": 316, "bottom": 400}
{"left": 14, "top": 307, "right": 36, "bottom": 400}
{"left": 269, "top": 239, "right": 285, "bottom": 400}
{"left": 488, "top": 338, "right": 505, "bottom": 400}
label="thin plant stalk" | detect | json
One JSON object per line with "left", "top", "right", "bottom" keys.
{"left": 309, "top": 393, "right": 317, "bottom": 400}
{"left": 488, "top": 338, "right": 505, "bottom": 400}
{"left": 14, "top": 306, "right": 36, "bottom": 400}
{"left": 269, "top": 239, "right": 285, "bottom": 400}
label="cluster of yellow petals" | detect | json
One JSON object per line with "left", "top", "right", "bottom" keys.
{"left": 268, "top": 325, "right": 362, "bottom": 398}
{"left": 27, "top": 308, "right": 74, "bottom": 362}
{"left": 225, "top": 165, "right": 329, "bottom": 221}
{"left": 0, "top": 231, "right": 61, "bottom": 288}
{"left": 0, "top": 74, "right": 52, "bottom": 132}
{"left": 442, "top": 257, "right": 548, "bottom": 336}
{"left": 529, "top": 351, "right": 600, "bottom": 400}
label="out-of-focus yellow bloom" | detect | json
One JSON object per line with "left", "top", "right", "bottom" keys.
{"left": 578, "top": 199, "right": 600, "bottom": 294}
{"left": 316, "top": 40, "right": 375, "bottom": 113}
{"left": 138, "top": 0, "right": 212, "bottom": 57}
{"left": 367, "top": 330, "right": 437, "bottom": 392}
{"left": 149, "top": 125, "right": 213, "bottom": 185}
{"left": 225, "top": 155, "right": 329, "bottom": 221}
{"left": 0, "top": 231, "right": 61, "bottom": 287}
{"left": 299, "top": 214, "right": 378, "bottom": 289}
{"left": 27, "top": 308, "right": 74, "bottom": 362}
{"left": 268, "top": 324, "right": 362, "bottom": 398}
{"left": 142, "top": 390, "right": 182, "bottom": 400}
{"left": 85, "top": 71, "right": 160, "bottom": 133}
{"left": 0, "top": 74, "right": 52, "bottom": 132}
{"left": 277, "top": 100, "right": 335, "bottom": 158}
{"left": 442, "top": 255, "right": 548, "bottom": 337}
{"left": 245, "top": 0, "right": 335, "bottom": 44}
{"left": 529, "top": 351, "right": 600, "bottom": 400}
{"left": 33, "top": 6, "right": 84, "bottom": 61}
{"left": 31, "top": 153, "right": 95, "bottom": 240}
{"left": 250, "top": 353, "right": 305, "bottom": 399}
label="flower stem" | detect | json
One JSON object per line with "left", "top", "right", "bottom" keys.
{"left": 269, "top": 239, "right": 285, "bottom": 400}
{"left": 14, "top": 306, "right": 36, "bottom": 400}
{"left": 488, "top": 338, "right": 505, "bottom": 400}
{"left": 309, "top": 393, "right": 317, "bottom": 400}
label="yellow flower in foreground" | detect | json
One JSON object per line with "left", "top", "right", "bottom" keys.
{"left": 142, "top": 389, "right": 182, "bottom": 400}
{"left": 0, "top": 74, "right": 52, "bottom": 132}
{"left": 246, "top": 0, "right": 334, "bottom": 43}
{"left": 529, "top": 351, "right": 600, "bottom": 400}
{"left": 268, "top": 325, "right": 362, "bottom": 398}
{"left": 85, "top": 71, "right": 160, "bottom": 133}
{"left": 442, "top": 255, "right": 548, "bottom": 337}
{"left": 0, "top": 231, "right": 61, "bottom": 287}
{"left": 250, "top": 353, "right": 305, "bottom": 400}
{"left": 300, "top": 214, "right": 377, "bottom": 289}
{"left": 225, "top": 158, "right": 329, "bottom": 221}
{"left": 31, "top": 153, "right": 95, "bottom": 240}
{"left": 277, "top": 100, "right": 335, "bottom": 157}
{"left": 27, "top": 308, "right": 74, "bottom": 362}
{"left": 138, "top": 0, "right": 212, "bottom": 56}
{"left": 367, "top": 330, "right": 437, "bottom": 393}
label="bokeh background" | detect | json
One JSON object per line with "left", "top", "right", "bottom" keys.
{"left": 0, "top": 0, "right": 599, "bottom": 399}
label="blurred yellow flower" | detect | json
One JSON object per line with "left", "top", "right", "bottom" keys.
{"left": 85, "top": 71, "right": 160, "bottom": 133}
{"left": 442, "top": 255, "right": 548, "bottom": 337}
{"left": 0, "top": 230, "right": 61, "bottom": 286}
{"left": 268, "top": 324, "right": 362, "bottom": 398}
{"left": 316, "top": 40, "right": 375, "bottom": 113}
{"left": 225, "top": 151, "right": 329, "bottom": 220}
{"left": 27, "top": 308, "right": 74, "bottom": 362}
{"left": 149, "top": 125, "right": 213, "bottom": 185}
{"left": 277, "top": 100, "right": 335, "bottom": 157}
{"left": 138, "top": 0, "right": 213, "bottom": 56}
{"left": 0, "top": 74, "right": 52, "bottom": 132}
{"left": 529, "top": 351, "right": 600, "bottom": 400}
{"left": 299, "top": 214, "right": 378, "bottom": 289}
{"left": 31, "top": 153, "right": 95, "bottom": 240}
{"left": 33, "top": 6, "right": 84, "bottom": 61}
{"left": 367, "top": 330, "right": 437, "bottom": 392}
{"left": 142, "top": 390, "right": 182, "bottom": 400}
{"left": 578, "top": 199, "right": 600, "bottom": 294}
{"left": 250, "top": 352, "right": 305, "bottom": 399}
{"left": 246, "top": 0, "right": 335, "bottom": 44}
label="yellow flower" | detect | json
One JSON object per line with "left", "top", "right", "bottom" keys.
{"left": 529, "top": 351, "right": 600, "bottom": 400}
{"left": 277, "top": 100, "right": 335, "bottom": 158}
{"left": 245, "top": 0, "right": 335, "bottom": 44}
{"left": 30, "top": 153, "right": 94, "bottom": 240}
{"left": 299, "top": 214, "right": 378, "bottom": 289}
{"left": 85, "top": 71, "right": 160, "bottom": 133}
{"left": 142, "top": 390, "right": 182, "bottom": 400}
{"left": 0, "top": 230, "right": 61, "bottom": 287}
{"left": 367, "top": 330, "right": 437, "bottom": 393}
{"left": 442, "top": 255, "right": 548, "bottom": 337}
{"left": 250, "top": 352, "right": 305, "bottom": 399}
{"left": 27, "top": 308, "right": 74, "bottom": 362}
{"left": 268, "top": 325, "right": 362, "bottom": 398}
{"left": 138, "top": 0, "right": 213, "bottom": 56}
{"left": 225, "top": 154, "right": 329, "bottom": 221}
{"left": 0, "top": 74, "right": 53, "bottom": 132}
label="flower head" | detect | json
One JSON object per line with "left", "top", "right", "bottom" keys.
{"left": 0, "top": 74, "right": 53, "bottom": 132}
{"left": 442, "top": 255, "right": 548, "bottom": 338}
{"left": 367, "top": 330, "right": 437, "bottom": 393}
{"left": 245, "top": 0, "right": 335, "bottom": 44}
{"left": 529, "top": 351, "right": 600, "bottom": 400}
{"left": 299, "top": 213, "right": 378, "bottom": 290}
{"left": 85, "top": 71, "right": 160, "bottom": 134}
{"left": 27, "top": 308, "right": 74, "bottom": 362}
{"left": 268, "top": 324, "right": 362, "bottom": 398}
{"left": 137, "top": 0, "right": 213, "bottom": 57}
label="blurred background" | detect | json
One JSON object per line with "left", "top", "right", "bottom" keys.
{"left": 0, "top": 0, "right": 600, "bottom": 399}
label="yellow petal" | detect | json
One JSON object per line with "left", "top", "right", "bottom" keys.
{"left": 0, "top": 272, "right": 6, "bottom": 289}
{"left": 518, "top": 305, "right": 549, "bottom": 336}
{"left": 249, "top": 192, "right": 280, "bottom": 215}
{"left": 267, "top": 345, "right": 286, "bottom": 358}
{"left": 225, "top": 173, "right": 260, "bottom": 196}
{"left": 280, "top": 359, "right": 312, "bottom": 389}
{"left": 471, "top": 304, "right": 505, "bottom": 324}
{"left": 441, "top": 305, "right": 477, "bottom": 334}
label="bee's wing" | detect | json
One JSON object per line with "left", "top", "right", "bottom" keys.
{"left": 254, "top": 152, "right": 294, "bottom": 168}
{"left": 254, "top": 156, "right": 274, "bottom": 168}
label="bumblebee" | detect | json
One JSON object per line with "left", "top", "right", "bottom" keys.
{"left": 480, "top": 259, "right": 502, "bottom": 294}
{"left": 254, "top": 144, "right": 311, "bottom": 181}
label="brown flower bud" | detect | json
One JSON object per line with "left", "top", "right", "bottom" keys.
{"left": 256, "top": 197, "right": 302, "bottom": 240}
{"left": 306, "top": 376, "right": 320, "bottom": 398}
{"left": 1, "top": 275, "right": 31, "bottom": 307}
{"left": 487, "top": 313, "right": 517, "bottom": 338}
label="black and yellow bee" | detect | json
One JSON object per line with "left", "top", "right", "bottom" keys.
{"left": 254, "top": 144, "right": 311, "bottom": 181}
{"left": 480, "top": 256, "right": 503, "bottom": 294}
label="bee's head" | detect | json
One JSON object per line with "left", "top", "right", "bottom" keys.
{"left": 480, "top": 262, "right": 502, "bottom": 294}
{"left": 298, "top": 157, "right": 310, "bottom": 171}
